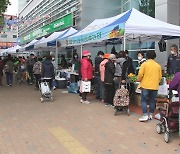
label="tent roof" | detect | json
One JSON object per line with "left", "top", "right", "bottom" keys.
{"left": 25, "top": 37, "right": 46, "bottom": 50}
{"left": 61, "top": 8, "right": 180, "bottom": 47}
{"left": 19, "top": 39, "right": 38, "bottom": 52}
{"left": 49, "top": 27, "right": 77, "bottom": 46}
{"left": 34, "top": 28, "right": 76, "bottom": 49}
{"left": 69, "top": 11, "right": 127, "bottom": 38}
{"left": 124, "top": 8, "right": 180, "bottom": 42}
{"left": 4, "top": 45, "right": 21, "bottom": 54}
{"left": 57, "top": 27, "right": 78, "bottom": 40}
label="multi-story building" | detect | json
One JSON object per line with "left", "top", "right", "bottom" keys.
{"left": 18, "top": 0, "right": 125, "bottom": 45}
{"left": 0, "top": 15, "right": 18, "bottom": 52}
{"left": 18, "top": 0, "right": 31, "bottom": 13}
{"left": 155, "top": 0, "right": 180, "bottom": 67}
{"left": 18, "top": 0, "right": 180, "bottom": 68}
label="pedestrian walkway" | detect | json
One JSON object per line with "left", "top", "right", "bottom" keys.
{"left": 0, "top": 84, "right": 179, "bottom": 154}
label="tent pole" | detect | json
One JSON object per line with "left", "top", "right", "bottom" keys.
{"left": 123, "top": 33, "right": 126, "bottom": 51}
{"left": 105, "top": 42, "right": 107, "bottom": 53}
{"left": 55, "top": 40, "right": 59, "bottom": 69}
{"left": 80, "top": 45, "right": 83, "bottom": 59}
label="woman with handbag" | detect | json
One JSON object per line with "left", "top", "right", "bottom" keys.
{"left": 80, "top": 50, "right": 93, "bottom": 104}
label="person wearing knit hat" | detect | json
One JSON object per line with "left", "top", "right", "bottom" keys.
{"left": 104, "top": 54, "right": 116, "bottom": 106}
{"left": 109, "top": 54, "right": 116, "bottom": 61}
{"left": 82, "top": 50, "right": 91, "bottom": 57}
{"left": 103, "top": 53, "right": 110, "bottom": 59}
{"left": 80, "top": 50, "right": 93, "bottom": 104}
{"left": 99, "top": 53, "right": 110, "bottom": 103}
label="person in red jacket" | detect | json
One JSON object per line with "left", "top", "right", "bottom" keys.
{"left": 80, "top": 50, "right": 93, "bottom": 104}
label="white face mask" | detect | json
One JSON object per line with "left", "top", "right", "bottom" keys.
{"left": 138, "top": 56, "right": 142, "bottom": 60}
{"left": 171, "top": 50, "right": 174, "bottom": 54}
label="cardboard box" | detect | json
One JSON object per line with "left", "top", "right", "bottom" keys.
{"left": 132, "top": 94, "right": 141, "bottom": 106}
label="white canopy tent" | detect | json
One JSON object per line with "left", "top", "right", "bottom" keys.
{"left": 19, "top": 39, "right": 38, "bottom": 52}
{"left": 34, "top": 27, "right": 77, "bottom": 49}
{"left": 25, "top": 37, "right": 46, "bottom": 50}
{"left": 60, "top": 8, "right": 180, "bottom": 49}
{"left": 1, "top": 45, "right": 21, "bottom": 55}
{"left": 0, "top": 48, "right": 9, "bottom": 56}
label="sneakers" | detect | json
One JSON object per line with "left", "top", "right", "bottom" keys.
{"left": 105, "top": 103, "right": 110, "bottom": 107}
{"left": 105, "top": 103, "right": 114, "bottom": 107}
{"left": 101, "top": 99, "right": 105, "bottom": 103}
{"left": 80, "top": 99, "right": 90, "bottom": 104}
{"left": 139, "top": 115, "right": 149, "bottom": 122}
{"left": 84, "top": 100, "right": 90, "bottom": 104}
{"left": 149, "top": 114, "right": 153, "bottom": 120}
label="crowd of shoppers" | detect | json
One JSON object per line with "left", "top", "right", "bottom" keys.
{"left": 0, "top": 54, "right": 55, "bottom": 89}
{"left": 0, "top": 44, "right": 179, "bottom": 124}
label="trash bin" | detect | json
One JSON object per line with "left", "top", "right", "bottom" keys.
{"left": 55, "top": 78, "right": 67, "bottom": 89}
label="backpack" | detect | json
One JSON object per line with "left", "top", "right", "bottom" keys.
{"left": 4, "top": 64, "right": 9, "bottom": 72}
{"left": 113, "top": 86, "right": 129, "bottom": 106}
{"left": 33, "top": 62, "right": 42, "bottom": 74}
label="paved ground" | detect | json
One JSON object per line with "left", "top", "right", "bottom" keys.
{"left": 0, "top": 82, "right": 179, "bottom": 154}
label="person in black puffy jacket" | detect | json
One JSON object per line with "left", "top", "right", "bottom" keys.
{"left": 94, "top": 51, "right": 104, "bottom": 100}
{"left": 42, "top": 55, "right": 55, "bottom": 89}
{"left": 104, "top": 54, "right": 116, "bottom": 106}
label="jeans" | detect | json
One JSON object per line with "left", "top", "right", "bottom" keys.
{"left": 95, "top": 76, "right": 102, "bottom": 99}
{"left": 141, "top": 88, "right": 158, "bottom": 114}
{"left": 6, "top": 72, "right": 13, "bottom": 85}
{"left": 100, "top": 81, "right": 106, "bottom": 101}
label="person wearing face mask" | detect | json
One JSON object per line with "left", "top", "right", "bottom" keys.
{"left": 51, "top": 57, "right": 56, "bottom": 68}
{"left": 60, "top": 55, "right": 67, "bottom": 69}
{"left": 80, "top": 50, "right": 93, "bottom": 104}
{"left": 167, "top": 44, "right": 180, "bottom": 75}
{"left": 136, "top": 51, "right": 146, "bottom": 75}
{"left": 71, "top": 53, "right": 80, "bottom": 72}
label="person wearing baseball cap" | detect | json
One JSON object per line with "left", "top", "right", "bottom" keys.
{"left": 80, "top": 50, "right": 93, "bottom": 104}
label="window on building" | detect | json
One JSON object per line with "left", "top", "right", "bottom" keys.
{"left": 13, "top": 35, "right": 17, "bottom": 38}
{"left": 139, "top": 0, "right": 155, "bottom": 17}
{"left": 1, "top": 34, "right": 7, "bottom": 38}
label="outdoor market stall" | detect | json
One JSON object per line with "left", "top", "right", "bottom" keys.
{"left": 56, "top": 8, "right": 180, "bottom": 100}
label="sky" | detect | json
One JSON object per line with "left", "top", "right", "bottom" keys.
{"left": 5, "top": 0, "right": 18, "bottom": 16}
